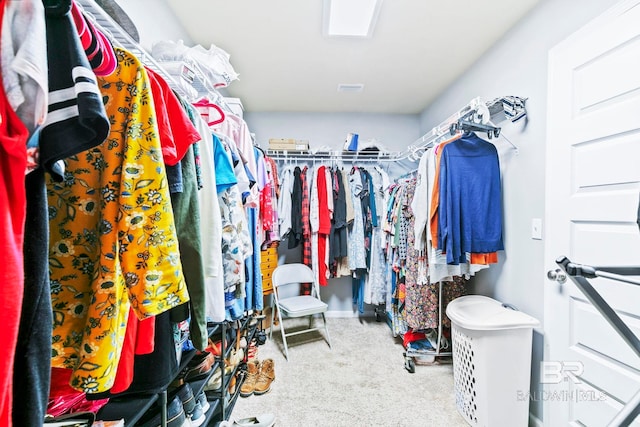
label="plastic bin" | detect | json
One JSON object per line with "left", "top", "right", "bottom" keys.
{"left": 446, "top": 295, "right": 540, "bottom": 427}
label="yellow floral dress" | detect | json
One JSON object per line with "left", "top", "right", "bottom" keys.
{"left": 47, "top": 48, "right": 190, "bottom": 393}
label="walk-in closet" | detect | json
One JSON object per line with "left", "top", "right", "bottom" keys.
{"left": 4, "top": 0, "right": 640, "bottom": 426}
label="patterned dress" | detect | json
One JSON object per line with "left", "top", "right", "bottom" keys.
{"left": 47, "top": 48, "right": 190, "bottom": 393}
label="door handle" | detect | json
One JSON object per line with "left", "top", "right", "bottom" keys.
{"left": 547, "top": 268, "right": 567, "bottom": 284}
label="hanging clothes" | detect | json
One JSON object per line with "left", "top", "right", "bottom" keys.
{"left": 421, "top": 145, "right": 490, "bottom": 283}
{"left": 47, "top": 48, "right": 190, "bottom": 394}
{"left": 263, "top": 156, "right": 280, "bottom": 244}
{"left": 278, "top": 166, "right": 294, "bottom": 240}
{"left": 331, "top": 168, "right": 348, "bottom": 269}
{"left": 4, "top": 1, "right": 49, "bottom": 424}
{"left": 300, "top": 166, "right": 313, "bottom": 295}
{"left": 212, "top": 112, "right": 259, "bottom": 207}
{"left": 316, "top": 165, "right": 332, "bottom": 285}
{"left": 367, "top": 167, "right": 389, "bottom": 305}
{"left": 288, "top": 166, "right": 303, "bottom": 249}
{"left": 0, "top": 41, "right": 28, "bottom": 427}
{"left": 348, "top": 167, "right": 367, "bottom": 271}
{"left": 437, "top": 132, "right": 504, "bottom": 264}
{"left": 193, "top": 116, "right": 225, "bottom": 323}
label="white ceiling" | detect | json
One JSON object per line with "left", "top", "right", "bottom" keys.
{"left": 142, "top": 1, "right": 540, "bottom": 114}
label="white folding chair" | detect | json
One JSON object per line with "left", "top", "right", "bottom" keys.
{"left": 269, "top": 263, "right": 332, "bottom": 360}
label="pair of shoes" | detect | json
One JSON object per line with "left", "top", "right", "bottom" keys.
{"left": 239, "top": 358, "right": 275, "bottom": 397}
{"left": 138, "top": 396, "right": 188, "bottom": 427}
{"left": 228, "top": 373, "right": 237, "bottom": 395}
{"left": 255, "top": 330, "right": 267, "bottom": 346}
{"left": 183, "top": 351, "right": 215, "bottom": 381}
{"left": 246, "top": 342, "right": 259, "bottom": 360}
{"left": 172, "top": 383, "right": 196, "bottom": 417}
{"left": 248, "top": 313, "right": 266, "bottom": 327}
{"left": 203, "top": 361, "right": 235, "bottom": 391}
{"left": 228, "top": 347, "right": 244, "bottom": 368}
{"left": 205, "top": 338, "right": 222, "bottom": 356}
{"left": 189, "top": 392, "right": 209, "bottom": 427}
{"left": 220, "top": 413, "right": 276, "bottom": 427}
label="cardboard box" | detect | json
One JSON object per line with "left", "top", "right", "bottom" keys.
{"left": 268, "top": 139, "right": 309, "bottom": 151}
{"left": 269, "top": 138, "right": 297, "bottom": 146}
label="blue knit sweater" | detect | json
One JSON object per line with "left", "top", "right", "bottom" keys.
{"left": 437, "top": 133, "right": 504, "bottom": 265}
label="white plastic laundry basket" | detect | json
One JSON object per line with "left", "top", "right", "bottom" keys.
{"left": 446, "top": 295, "right": 540, "bottom": 427}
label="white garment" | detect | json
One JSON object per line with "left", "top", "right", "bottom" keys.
{"left": 411, "top": 150, "right": 430, "bottom": 252}
{"left": 193, "top": 115, "right": 225, "bottom": 322}
{"left": 325, "top": 166, "right": 334, "bottom": 220}
{"left": 278, "top": 166, "right": 294, "bottom": 238}
{"left": 2, "top": 0, "right": 48, "bottom": 133}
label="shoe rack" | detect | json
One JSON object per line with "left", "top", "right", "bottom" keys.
{"left": 94, "top": 315, "right": 262, "bottom": 426}
{"left": 96, "top": 342, "right": 199, "bottom": 425}
{"left": 205, "top": 315, "right": 261, "bottom": 425}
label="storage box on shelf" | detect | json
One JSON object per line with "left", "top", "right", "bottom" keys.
{"left": 268, "top": 138, "right": 309, "bottom": 151}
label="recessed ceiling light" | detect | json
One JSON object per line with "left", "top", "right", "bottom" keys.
{"left": 337, "top": 83, "right": 365, "bottom": 93}
{"left": 323, "top": 0, "right": 383, "bottom": 38}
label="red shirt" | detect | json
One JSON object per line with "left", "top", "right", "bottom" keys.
{"left": 146, "top": 67, "right": 201, "bottom": 166}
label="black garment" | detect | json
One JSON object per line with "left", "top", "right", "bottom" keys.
{"left": 41, "top": 0, "right": 109, "bottom": 181}
{"left": 332, "top": 168, "right": 348, "bottom": 259}
{"left": 13, "top": 168, "right": 52, "bottom": 427}
{"left": 126, "top": 311, "right": 178, "bottom": 393}
{"left": 360, "top": 169, "right": 373, "bottom": 269}
{"left": 89, "top": 310, "right": 178, "bottom": 399}
{"left": 288, "top": 166, "right": 303, "bottom": 249}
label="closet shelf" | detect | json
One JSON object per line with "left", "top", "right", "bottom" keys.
{"left": 266, "top": 96, "right": 524, "bottom": 164}
{"left": 76, "top": 0, "right": 192, "bottom": 101}
{"left": 265, "top": 149, "right": 400, "bottom": 163}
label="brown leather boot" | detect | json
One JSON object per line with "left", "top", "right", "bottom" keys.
{"left": 240, "top": 359, "right": 260, "bottom": 397}
{"left": 253, "top": 358, "right": 275, "bottom": 395}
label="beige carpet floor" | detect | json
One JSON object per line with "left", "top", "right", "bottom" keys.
{"left": 231, "top": 316, "right": 469, "bottom": 427}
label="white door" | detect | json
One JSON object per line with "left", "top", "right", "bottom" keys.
{"left": 545, "top": 1, "right": 640, "bottom": 426}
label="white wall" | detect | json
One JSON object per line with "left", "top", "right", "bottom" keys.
{"left": 245, "top": 112, "right": 421, "bottom": 315}
{"left": 246, "top": 112, "right": 420, "bottom": 153}
{"left": 116, "top": 0, "right": 193, "bottom": 50}
{"left": 418, "top": 0, "right": 619, "bottom": 422}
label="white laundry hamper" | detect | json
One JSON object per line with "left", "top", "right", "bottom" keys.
{"left": 446, "top": 295, "right": 540, "bottom": 427}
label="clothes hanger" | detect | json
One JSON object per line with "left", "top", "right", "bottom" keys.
{"left": 192, "top": 97, "right": 226, "bottom": 126}
{"left": 450, "top": 119, "right": 501, "bottom": 139}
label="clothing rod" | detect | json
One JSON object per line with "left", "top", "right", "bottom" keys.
{"left": 409, "top": 96, "right": 523, "bottom": 157}
{"left": 411, "top": 97, "right": 484, "bottom": 148}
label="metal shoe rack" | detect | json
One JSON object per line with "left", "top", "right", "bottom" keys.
{"left": 94, "top": 315, "right": 260, "bottom": 426}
